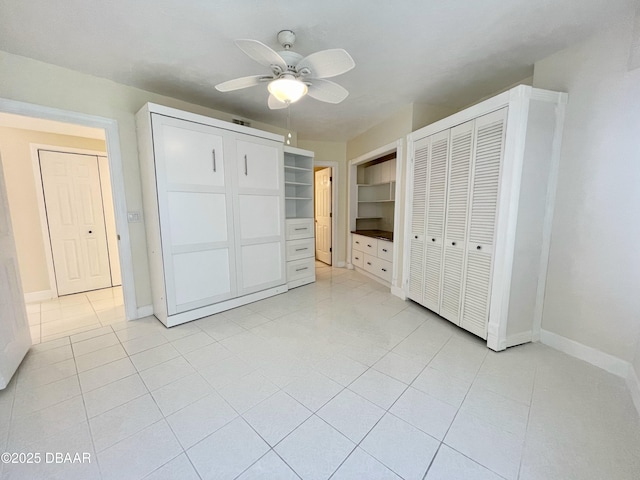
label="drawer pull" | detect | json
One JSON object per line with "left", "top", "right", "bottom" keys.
{"left": 295, "top": 247, "right": 308, "bottom": 251}
{"left": 354, "top": 256, "right": 359, "bottom": 260}
{"left": 366, "top": 262, "right": 372, "bottom": 266}
{"left": 381, "top": 268, "right": 387, "bottom": 272}
{"left": 294, "top": 227, "right": 307, "bottom": 231}
{"left": 244, "top": 154, "right": 248, "bottom": 175}
{"left": 212, "top": 149, "right": 217, "bottom": 172}
{"left": 367, "top": 244, "right": 372, "bottom": 248}
{"left": 382, "top": 248, "right": 388, "bottom": 252}
{"left": 295, "top": 267, "right": 309, "bottom": 272}
{"left": 355, "top": 241, "right": 360, "bottom": 244}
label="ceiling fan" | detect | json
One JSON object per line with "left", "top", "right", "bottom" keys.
{"left": 215, "top": 30, "right": 355, "bottom": 110}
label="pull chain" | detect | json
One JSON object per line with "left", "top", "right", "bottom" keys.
{"left": 286, "top": 106, "right": 292, "bottom": 145}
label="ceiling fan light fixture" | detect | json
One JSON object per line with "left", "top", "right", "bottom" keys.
{"left": 268, "top": 77, "right": 308, "bottom": 103}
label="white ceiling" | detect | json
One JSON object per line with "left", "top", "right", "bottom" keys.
{"left": 0, "top": 0, "right": 633, "bottom": 141}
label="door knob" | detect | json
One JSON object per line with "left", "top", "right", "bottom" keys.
{"left": 88, "top": 230, "right": 93, "bottom": 234}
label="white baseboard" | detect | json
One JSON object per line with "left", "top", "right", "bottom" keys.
{"left": 506, "top": 331, "right": 533, "bottom": 348}
{"left": 539, "top": 329, "right": 630, "bottom": 378}
{"left": 391, "top": 286, "right": 406, "bottom": 300}
{"left": 136, "top": 305, "right": 153, "bottom": 319}
{"left": 626, "top": 366, "right": 640, "bottom": 418}
{"left": 336, "top": 261, "right": 346, "bottom": 268}
{"left": 24, "top": 290, "right": 55, "bottom": 303}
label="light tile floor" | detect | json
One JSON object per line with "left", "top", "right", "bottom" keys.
{"left": 2, "top": 263, "right": 639, "bottom": 479}
{"left": 26, "top": 286, "right": 125, "bottom": 344}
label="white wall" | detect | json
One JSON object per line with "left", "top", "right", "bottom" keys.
{"left": 533, "top": 13, "right": 640, "bottom": 362}
{"left": 0, "top": 50, "right": 295, "bottom": 308}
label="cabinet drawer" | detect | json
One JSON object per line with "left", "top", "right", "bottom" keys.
{"left": 352, "top": 234, "right": 377, "bottom": 255}
{"left": 377, "top": 241, "right": 394, "bottom": 262}
{"left": 286, "top": 238, "right": 314, "bottom": 261}
{"left": 286, "top": 257, "right": 315, "bottom": 282}
{"left": 352, "top": 249, "right": 364, "bottom": 268}
{"left": 286, "top": 218, "right": 314, "bottom": 240}
{"left": 363, "top": 254, "right": 392, "bottom": 283}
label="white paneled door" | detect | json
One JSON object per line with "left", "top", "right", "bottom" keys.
{"left": 314, "top": 167, "right": 332, "bottom": 265}
{"left": 151, "top": 114, "right": 236, "bottom": 314}
{"left": 0, "top": 153, "right": 31, "bottom": 389}
{"left": 39, "top": 150, "right": 112, "bottom": 295}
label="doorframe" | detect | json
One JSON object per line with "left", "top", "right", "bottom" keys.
{"left": 347, "top": 139, "right": 404, "bottom": 295}
{"left": 29, "top": 144, "right": 113, "bottom": 300}
{"left": 313, "top": 161, "right": 338, "bottom": 267}
{"left": 0, "top": 97, "right": 138, "bottom": 321}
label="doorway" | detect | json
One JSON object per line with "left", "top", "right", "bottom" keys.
{"left": 314, "top": 166, "right": 332, "bottom": 265}
{"left": 38, "top": 149, "right": 122, "bottom": 296}
{"left": 0, "top": 100, "right": 137, "bottom": 347}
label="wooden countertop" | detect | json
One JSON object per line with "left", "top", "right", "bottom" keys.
{"left": 351, "top": 230, "right": 393, "bottom": 242}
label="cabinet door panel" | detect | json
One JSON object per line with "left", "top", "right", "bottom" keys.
{"left": 408, "top": 137, "right": 429, "bottom": 303}
{"left": 439, "top": 121, "right": 474, "bottom": 323}
{"left": 424, "top": 131, "right": 450, "bottom": 313}
{"left": 167, "top": 192, "right": 228, "bottom": 245}
{"left": 240, "top": 242, "right": 283, "bottom": 289}
{"left": 238, "top": 195, "right": 281, "bottom": 239}
{"left": 173, "top": 249, "right": 232, "bottom": 309}
{"left": 237, "top": 140, "right": 280, "bottom": 190}
{"left": 156, "top": 118, "right": 225, "bottom": 187}
{"left": 460, "top": 108, "right": 507, "bottom": 338}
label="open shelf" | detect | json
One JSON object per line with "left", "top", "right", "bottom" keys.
{"left": 285, "top": 181, "right": 312, "bottom": 186}
{"left": 285, "top": 147, "right": 314, "bottom": 220}
{"left": 284, "top": 165, "right": 312, "bottom": 172}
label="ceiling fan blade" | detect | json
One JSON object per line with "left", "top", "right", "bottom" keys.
{"left": 235, "top": 39, "right": 287, "bottom": 70}
{"left": 215, "top": 75, "right": 270, "bottom": 92}
{"left": 297, "top": 49, "right": 355, "bottom": 79}
{"left": 307, "top": 79, "right": 349, "bottom": 104}
{"left": 268, "top": 94, "right": 288, "bottom": 110}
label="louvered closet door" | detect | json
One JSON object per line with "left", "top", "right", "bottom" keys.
{"left": 439, "top": 121, "right": 474, "bottom": 324}
{"left": 422, "top": 130, "right": 449, "bottom": 312}
{"left": 234, "top": 136, "right": 286, "bottom": 296}
{"left": 460, "top": 108, "right": 507, "bottom": 338}
{"left": 151, "top": 114, "right": 237, "bottom": 315}
{"left": 408, "top": 137, "right": 429, "bottom": 303}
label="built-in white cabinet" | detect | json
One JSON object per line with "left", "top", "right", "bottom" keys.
{"left": 137, "top": 103, "right": 287, "bottom": 326}
{"left": 352, "top": 233, "right": 393, "bottom": 284}
{"left": 404, "top": 85, "right": 567, "bottom": 351}
{"left": 284, "top": 146, "right": 316, "bottom": 289}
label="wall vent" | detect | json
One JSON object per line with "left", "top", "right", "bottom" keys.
{"left": 232, "top": 118, "right": 251, "bottom": 127}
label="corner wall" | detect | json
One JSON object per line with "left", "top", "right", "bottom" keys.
{"left": 533, "top": 13, "right": 640, "bottom": 364}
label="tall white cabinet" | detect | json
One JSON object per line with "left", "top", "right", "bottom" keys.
{"left": 404, "top": 86, "right": 567, "bottom": 351}
{"left": 136, "top": 104, "right": 287, "bottom": 326}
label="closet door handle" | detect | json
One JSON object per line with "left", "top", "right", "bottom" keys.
{"left": 414, "top": 235, "right": 418, "bottom": 239}
{"left": 451, "top": 242, "right": 456, "bottom": 246}
{"left": 244, "top": 154, "right": 248, "bottom": 176}
{"left": 476, "top": 245, "right": 482, "bottom": 250}
{"left": 432, "top": 238, "right": 436, "bottom": 242}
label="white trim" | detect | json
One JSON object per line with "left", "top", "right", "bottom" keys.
{"left": 145, "top": 103, "right": 283, "bottom": 142}
{"left": 626, "top": 366, "right": 640, "bottom": 418}
{"left": 506, "top": 331, "right": 533, "bottom": 348}
{"left": 390, "top": 139, "right": 404, "bottom": 292}
{"left": 531, "top": 95, "right": 568, "bottom": 341}
{"left": 313, "top": 160, "right": 339, "bottom": 267}
{"left": 391, "top": 285, "right": 406, "bottom": 300}
{"left": 137, "top": 305, "right": 154, "bottom": 318}
{"left": 0, "top": 98, "right": 138, "bottom": 321}
{"left": 401, "top": 133, "right": 414, "bottom": 297}
{"left": 29, "top": 144, "right": 109, "bottom": 299}
{"left": 540, "top": 329, "right": 631, "bottom": 378}
{"left": 24, "top": 290, "right": 55, "bottom": 303}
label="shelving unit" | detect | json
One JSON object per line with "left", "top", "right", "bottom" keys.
{"left": 284, "top": 146, "right": 315, "bottom": 289}
{"left": 355, "top": 162, "right": 397, "bottom": 231}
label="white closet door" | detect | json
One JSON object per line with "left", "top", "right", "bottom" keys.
{"left": 151, "top": 114, "right": 236, "bottom": 314}
{"left": 423, "top": 130, "right": 449, "bottom": 312}
{"left": 233, "top": 136, "right": 286, "bottom": 296}
{"left": 460, "top": 108, "right": 507, "bottom": 338}
{"left": 440, "top": 121, "right": 474, "bottom": 324}
{"left": 408, "top": 137, "right": 429, "bottom": 303}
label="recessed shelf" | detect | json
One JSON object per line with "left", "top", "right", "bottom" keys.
{"left": 356, "top": 216, "right": 383, "bottom": 220}
{"left": 285, "top": 181, "right": 313, "bottom": 186}
{"left": 285, "top": 165, "right": 312, "bottom": 172}
{"left": 357, "top": 181, "right": 396, "bottom": 187}
{"left": 358, "top": 200, "right": 395, "bottom": 203}
{"left": 286, "top": 197, "right": 312, "bottom": 200}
